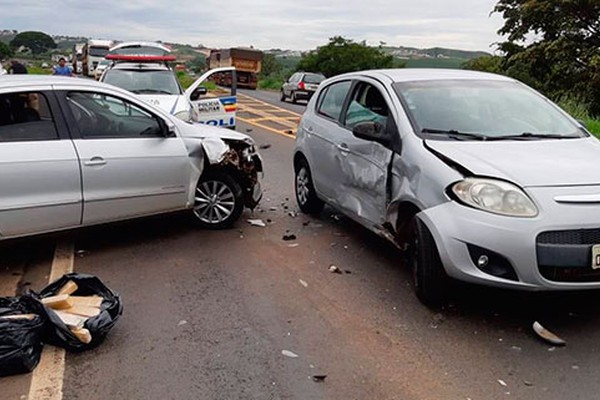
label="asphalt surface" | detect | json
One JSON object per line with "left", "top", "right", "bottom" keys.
{"left": 2, "top": 90, "right": 600, "bottom": 400}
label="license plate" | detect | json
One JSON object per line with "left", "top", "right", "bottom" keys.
{"left": 592, "top": 245, "right": 600, "bottom": 269}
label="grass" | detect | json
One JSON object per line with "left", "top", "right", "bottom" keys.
{"left": 557, "top": 96, "right": 600, "bottom": 136}
{"left": 258, "top": 77, "right": 283, "bottom": 90}
{"left": 176, "top": 71, "right": 217, "bottom": 90}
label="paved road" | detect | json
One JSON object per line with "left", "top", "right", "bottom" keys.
{"left": 2, "top": 90, "right": 600, "bottom": 400}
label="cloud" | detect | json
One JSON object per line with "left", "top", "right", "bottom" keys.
{"left": 0, "top": 0, "right": 504, "bottom": 51}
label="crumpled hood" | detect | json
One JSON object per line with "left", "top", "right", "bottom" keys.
{"left": 426, "top": 137, "right": 600, "bottom": 187}
{"left": 177, "top": 121, "right": 253, "bottom": 143}
{"left": 138, "top": 94, "right": 188, "bottom": 115}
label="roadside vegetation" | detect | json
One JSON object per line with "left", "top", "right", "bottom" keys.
{"left": 258, "top": 36, "right": 401, "bottom": 90}
{"left": 463, "top": 1, "right": 600, "bottom": 135}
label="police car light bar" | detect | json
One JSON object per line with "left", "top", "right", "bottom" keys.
{"left": 105, "top": 54, "right": 177, "bottom": 62}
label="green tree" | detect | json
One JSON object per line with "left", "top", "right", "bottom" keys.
{"left": 9, "top": 31, "right": 56, "bottom": 55}
{"left": 260, "top": 53, "right": 283, "bottom": 78}
{"left": 297, "top": 36, "right": 396, "bottom": 78}
{"left": 0, "top": 41, "right": 13, "bottom": 60}
{"left": 186, "top": 54, "right": 206, "bottom": 73}
{"left": 493, "top": 0, "right": 600, "bottom": 115}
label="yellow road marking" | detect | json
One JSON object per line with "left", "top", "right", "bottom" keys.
{"left": 28, "top": 240, "right": 74, "bottom": 400}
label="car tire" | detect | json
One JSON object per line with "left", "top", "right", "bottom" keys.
{"left": 290, "top": 91, "right": 297, "bottom": 104}
{"left": 192, "top": 170, "right": 244, "bottom": 229}
{"left": 280, "top": 90, "right": 286, "bottom": 102}
{"left": 411, "top": 217, "right": 449, "bottom": 306}
{"left": 295, "top": 158, "right": 324, "bottom": 215}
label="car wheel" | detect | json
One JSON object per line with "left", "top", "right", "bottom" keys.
{"left": 411, "top": 217, "right": 449, "bottom": 306}
{"left": 280, "top": 90, "right": 286, "bottom": 102}
{"left": 290, "top": 91, "right": 297, "bottom": 104}
{"left": 295, "top": 158, "right": 324, "bottom": 215}
{"left": 192, "top": 170, "right": 244, "bottom": 229}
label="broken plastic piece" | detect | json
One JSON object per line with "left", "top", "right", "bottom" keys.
{"left": 312, "top": 375, "right": 327, "bottom": 382}
{"left": 247, "top": 219, "right": 267, "bottom": 227}
{"left": 497, "top": 379, "right": 507, "bottom": 387}
{"left": 299, "top": 279, "right": 308, "bottom": 288}
{"left": 281, "top": 350, "right": 299, "bottom": 358}
{"left": 283, "top": 234, "right": 297, "bottom": 241}
{"left": 259, "top": 144, "right": 271, "bottom": 149}
{"left": 329, "top": 265, "right": 342, "bottom": 274}
{"left": 532, "top": 321, "right": 566, "bottom": 346}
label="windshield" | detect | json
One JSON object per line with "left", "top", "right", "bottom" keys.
{"left": 90, "top": 47, "right": 109, "bottom": 57}
{"left": 394, "top": 80, "right": 584, "bottom": 139}
{"left": 103, "top": 69, "right": 182, "bottom": 95}
{"left": 304, "top": 73, "right": 325, "bottom": 84}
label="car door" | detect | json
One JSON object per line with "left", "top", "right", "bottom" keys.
{"left": 302, "top": 80, "right": 353, "bottom": 201}
{"left": 285, "top": 73, "right": 299, "bottom": 97}
{"left": 61, "top": 90, "right": 192, "bottom": 225}
{"left": 0, "top": 88, "right": 82, "bottom": 238}
{"left": 185, "top": 67, "right": 237, "bottom": 128}
{"left": 338, "top": 80, "right": 395, "bottom": 226}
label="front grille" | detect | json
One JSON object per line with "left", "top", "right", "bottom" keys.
{"left": 537, "top": 228, "right": 600, "bottom": 245}
{"left": 537, "top": 228, "right": 600, "bottom": 282}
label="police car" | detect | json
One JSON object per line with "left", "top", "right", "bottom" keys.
{"left": 100, "top": 41, "right": 237, "bottom": 128}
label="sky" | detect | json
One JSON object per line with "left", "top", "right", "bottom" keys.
{"left": 0, "top": 0, "right": 505, "bottom": 52}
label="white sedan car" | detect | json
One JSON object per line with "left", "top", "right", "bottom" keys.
{"left": 0, "top": 75, "right": 263, "bottom": 237}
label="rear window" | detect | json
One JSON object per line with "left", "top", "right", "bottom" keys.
{"left": 0, "top": 92, "right": 58, "bottom": 142}
{"left": 304, "top": 73, "right": 325, "bottom": 84}
{"left": 316, "top": 81, "right": 351, "bottom": 121}
{"left": 103, "top": 69, "right": 182, "bottom": 95}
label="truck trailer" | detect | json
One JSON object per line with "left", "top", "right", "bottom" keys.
{"left": 208, "top": 48, "right": 263, "bottom": 89}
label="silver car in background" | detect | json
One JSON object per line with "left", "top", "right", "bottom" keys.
{"left": 294, "top": 68, "right": 596, "bottom": 305}
{"left": 0, "top": 75, "right": 262, "bottom": 237}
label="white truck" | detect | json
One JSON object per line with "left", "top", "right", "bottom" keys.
{"left": 81, "top": 39, "right": 113, "bottom": 77}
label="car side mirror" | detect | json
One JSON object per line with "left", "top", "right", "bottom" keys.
{"left": 352, "top": 121, "right": 391, "bottom": 146}
{"left": 190, "top": 86, "right": 208, "bottom": 101}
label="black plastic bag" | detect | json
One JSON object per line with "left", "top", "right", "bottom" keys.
{"left": 0, "top": 296, "right": 45, "bottom": 377}
{"left": 38, "top": 273, "right": 123, "bottom": 352}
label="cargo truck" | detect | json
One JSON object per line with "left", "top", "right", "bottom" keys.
{"left": 208, "top": 48, "right": 263, "bottom": 89}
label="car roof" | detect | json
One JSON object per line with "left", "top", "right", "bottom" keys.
{"left": 333, "top": 68, "right": 514, "bottom": 84}
{"left": 0, "top": 75, "right": 112, "bottom": 89}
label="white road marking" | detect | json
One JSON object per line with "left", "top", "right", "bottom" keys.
{"left": 28, "top": 240, "right": 74, "bottom": 400}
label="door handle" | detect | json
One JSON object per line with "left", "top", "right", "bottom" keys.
{"left": 84, "top": 156, "right": 107, "bottom": 167}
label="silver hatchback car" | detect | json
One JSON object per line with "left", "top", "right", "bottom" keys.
{"left": 294, "top": 68, "right": 598, "bottom": 305}
{"left": 0, "top": 76, "right": 262, "bottom": 237}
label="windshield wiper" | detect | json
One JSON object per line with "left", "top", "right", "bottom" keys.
{"left": 490, "top": 132, "right": 583, "bottom": 140}
{"left": 132, "top": 89, "right": 173, "bottom": 95}
{"left": 421, "top": 128, "right": 488, "bottom": 141}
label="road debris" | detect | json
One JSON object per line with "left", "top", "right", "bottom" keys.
{"left": 269, "top": 206, "right": 278, "bottom": 211}
{"left": 75, "top": 250, "right": 88, "bottom": 257}
{"left": 245, "top": 128, "right": 253, "bottom": 133}
{"left": 288, "top": 211, "right": 298, "bottom": 218}
{"left": 177, "top": 320, "right": 188, "bottom": 326}
{"left": 532, "top": 321, "right": 566, "bottom": 346}
{"left": 287, "top": 243, "right": 300, "bottom": 248}
{"left": 299, "top": 279, "right": 308, "bottom": 288}
{"left": 259, "top": 144, "right": 272, "bottom": 149}
{"left": 523, "top": 380, "right": 534, "bottom": 387}
{"left": 283, "top": 233, "right": 297, "bottom": 241}
{"left": 281, "top": 350, "right": 299, "bottom": 358}
{"left": 497, "top": 379, "right": 508, "bottom": 387}
{"left": 247, "top": 219, "right": 267, "bottom": 227}
{"left": 312, "top": 375, "right": 327, "bottom": 382}
{"left": 328, "top": 265, "right": 342, "bottom": 274}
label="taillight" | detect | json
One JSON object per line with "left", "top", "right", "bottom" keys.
{"left": 298, "top": 81, "right": 305, "bottom": 90}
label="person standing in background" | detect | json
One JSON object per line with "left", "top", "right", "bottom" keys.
{"left": 52, "top": 57, "right": 74, "bottom": 76}
{"left": 8, "top": 60, "right": 27, "bottom": 74}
